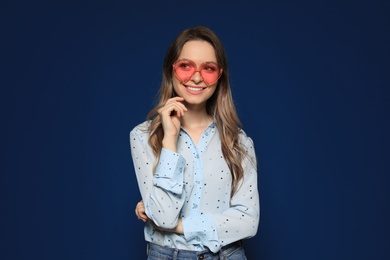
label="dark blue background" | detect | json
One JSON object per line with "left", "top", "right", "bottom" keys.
{"left": 1, "top": 1, "right": 389, "bottom": 259}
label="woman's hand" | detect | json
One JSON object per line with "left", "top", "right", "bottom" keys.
{"left": 158, "top": 97, "right": 187, "bottom": 152}
{"left": 135, "top": 200, "right": 148, "bottom": 222}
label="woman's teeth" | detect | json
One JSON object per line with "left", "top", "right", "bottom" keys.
{"left": 186, "top": 86, "right": 204, "bottom": 91}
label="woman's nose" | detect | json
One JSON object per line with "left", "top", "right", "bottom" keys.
{"left": 191, "top": 71, "right": 203, "bottom": 84}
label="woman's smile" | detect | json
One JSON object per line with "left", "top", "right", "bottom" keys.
{"left": 184, "top": 85, "right": 207, "bottom": 93}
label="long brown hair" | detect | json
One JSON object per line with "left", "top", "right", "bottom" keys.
{"left": 146, "top": 26, "right": 246, "bottom": 195}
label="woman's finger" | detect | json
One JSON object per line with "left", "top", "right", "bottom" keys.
{"left": 165, "top": 96, "right": 184, "bottom": 105}
{"left": 161, "top": 103, "right": 186, "bottom": 118}
{"left": 159, "top": 101, "right": 187, "bottom": 117}
{"left": 135, "top": 201, "right": 148, "bottom": 222}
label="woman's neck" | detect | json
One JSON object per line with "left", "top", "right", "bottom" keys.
{"left": 180, "top": 104, "right": 213, "bottom": 130}
{"left": 180, "top": 106, "right": 213, "bottom": 145}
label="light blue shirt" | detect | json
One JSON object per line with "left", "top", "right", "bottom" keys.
{"left": 130, "top": 121, "right": 259, "bottom": 253}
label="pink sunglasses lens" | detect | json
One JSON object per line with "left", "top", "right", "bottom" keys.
{"left": 174, "top": 60, "right": 221, "bottom": 85}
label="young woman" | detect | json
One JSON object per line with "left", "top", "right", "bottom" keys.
{"left": 130, "top": 25, "right": 259, "bottom": 259}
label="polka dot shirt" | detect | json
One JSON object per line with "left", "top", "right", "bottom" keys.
{"left": 130, "top": 121, "right": 259, "bottom": 253}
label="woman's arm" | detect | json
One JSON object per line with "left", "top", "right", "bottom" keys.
{"left": 135, "top": 200, "right": 184, "bottom": 234}
{"left": 130, "top": 124, "right": 187, "bottom": 229}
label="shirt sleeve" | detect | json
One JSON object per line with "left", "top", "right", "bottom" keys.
{"left": 130, "top": 125, "right": 187, "bottom": 229}
{"left": 182, "top": 135, "right": 260, "bottom": 253}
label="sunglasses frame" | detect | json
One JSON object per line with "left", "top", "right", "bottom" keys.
{"left": 173, "top": 59, "right": 223, "bottom": 86}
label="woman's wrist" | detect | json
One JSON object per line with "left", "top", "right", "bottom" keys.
{"left": 162, "top": 137, "right": 177, "bottom": 152}
{"left": 175, "top": 218, "right": 184, "bottom": 234}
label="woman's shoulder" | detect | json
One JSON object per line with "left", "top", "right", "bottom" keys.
{"left": 238, "top": 128, "right": 255, "bottom": 147}
{"left": 238, "top": 128, "right": 251, "bottom": 140}
{"left": 130, "top": 120, "right": 151, "bottom": 137}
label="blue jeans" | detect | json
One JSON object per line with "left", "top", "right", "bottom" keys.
{"left": 146, "top": 241, "right": 247, "bottom": 260}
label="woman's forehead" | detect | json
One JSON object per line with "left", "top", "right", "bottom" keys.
{"left": 178, "top": 40, "right": 217, "bottom": 63}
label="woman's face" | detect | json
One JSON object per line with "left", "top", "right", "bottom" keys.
{"left": 172, "top": 40, "right": 220, "bottom": 108}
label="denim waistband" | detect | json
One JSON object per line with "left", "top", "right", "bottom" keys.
{"left": 147, "top": 240, "right": 243, "bottom": 260}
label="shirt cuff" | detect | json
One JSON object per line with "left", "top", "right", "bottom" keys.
{"left": 153, "top": 148, "right": 186, "bottom": 195}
